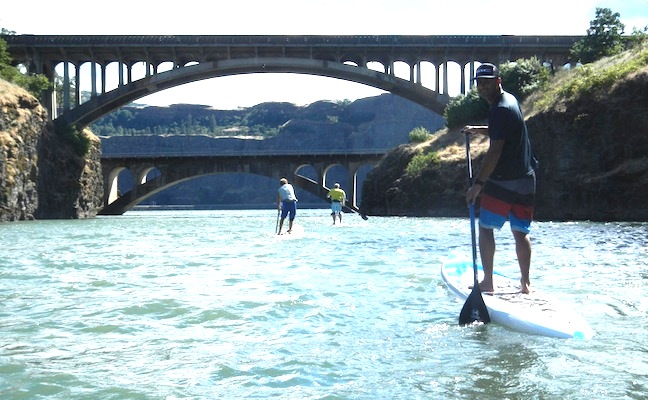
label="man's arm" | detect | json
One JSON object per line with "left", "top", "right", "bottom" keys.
{"left": 465, "top": 139, "right": 504, "bottom": 204}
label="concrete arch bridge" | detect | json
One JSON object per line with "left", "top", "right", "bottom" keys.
{"left": 100, "top": 150, "right": 385, "bottom": 216}
{"left": 4, "top": 34, "right": 580, "bottom": 131}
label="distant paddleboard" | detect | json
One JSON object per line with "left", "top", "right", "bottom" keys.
{"left": 274, "top": 224, "right": 304, "bottom": 238}
{"left": 441, "top": 253, "right": 593, "bottom": 339}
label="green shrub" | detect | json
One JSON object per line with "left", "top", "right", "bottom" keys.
{"left": 54, "top": 121, "right": 92, "bottom": 156}
{"left": 405, "top": 150, "right": 440, "bottom": 177}
{"left": 408, "top": 126, "right": 431, "bottom": 143}
{"left": 444, "top": 90, "right": 489, "bottom": 128}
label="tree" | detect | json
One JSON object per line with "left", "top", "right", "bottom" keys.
{"left": 627, "top": 26, "right": 648, "bottom": 48}
{"left": 571, "top": 7, "right": 626, "bottom": 64}
{"left": 0, "top": 31, "right": 52, "bottom": 96}
{"left": 499, "top": 57, "right": 550, "bottom": 102}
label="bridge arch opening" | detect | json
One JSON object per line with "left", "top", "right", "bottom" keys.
{"left": 107, "top": 167, "right": 132, "bottom": 204}
{"left": 367, "top": 60, "right": 387, "bottom": 74}
{"left": 157, "top": 61, "right": 174, "bottom": 73}
{"left": 139, "top": 167, "right": 162, "bottom": 185}
{"left": 393, "top": 61, "right": 410, "bottom": 81}
{"left": 355, "top": 164, "right": 374, "bottom": 205}
{"left": 78, "top": 61, "right": 102, "bottom": 104}
{"left": 323, "top": 164, "right": 350, "bottom": 190}
{"left": 417, "top": 61, "right": 436, "bottom": 91}
{"left": 104, "top": 61, "right": 125, "bottom": 92}
{"left": 295, "top": 165, "right": 318, "bottom": 183}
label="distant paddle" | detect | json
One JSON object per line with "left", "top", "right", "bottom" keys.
{"left": 459, "top": 134, "right": 491, "bottom": 326}
{"left": 275, "top": 209, "right": 280, "bottom": 234}
{"left": 343, "top": 204, "right": 369, "bottom": 220}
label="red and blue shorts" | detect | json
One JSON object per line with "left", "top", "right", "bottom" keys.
{"left": 479, "top": 175, "right": 535, "bottom": 234}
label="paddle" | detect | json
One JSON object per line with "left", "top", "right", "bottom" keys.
{"left": 275, "top": 209, "right": 280, "bottom": 234}
{"left": 458, "top": 133, "right": 491, "bottom": 326}
{"left": 344, "top": 205, "right": 369, "bottom": 220}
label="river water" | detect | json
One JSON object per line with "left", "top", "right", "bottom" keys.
{"left": 0, "top": 209, "right": 646, "bottom": 399}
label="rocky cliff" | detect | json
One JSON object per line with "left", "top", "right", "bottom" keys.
{"left": 361, "top": 65, "right": 648, "bottom": 222}
{"left": 0, "top": 80, "right": 103, "bottom": 221}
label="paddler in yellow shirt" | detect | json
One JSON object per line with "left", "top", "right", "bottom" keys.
{"left": 327, "top": 183, "right": 346, "bottom": 225}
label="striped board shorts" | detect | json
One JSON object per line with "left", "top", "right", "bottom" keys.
{"left": 479, "top": 174, "right": 536, "bottom": 234}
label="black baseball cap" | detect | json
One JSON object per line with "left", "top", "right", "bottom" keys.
{"left": 473, "top": 63, "right": 499, "bottom": 80}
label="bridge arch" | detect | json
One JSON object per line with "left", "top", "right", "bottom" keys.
{"left": 58, "top": 57, "right": 448, "bottom": 129}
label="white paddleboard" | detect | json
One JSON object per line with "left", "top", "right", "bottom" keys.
{"left": 441, "top": 252, "right": 593, "bottom": 339}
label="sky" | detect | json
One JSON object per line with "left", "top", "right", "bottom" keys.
{"left": 2, "top": 0, "right": 647, "bottom": 110}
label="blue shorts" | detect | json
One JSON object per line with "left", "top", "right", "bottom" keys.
{"left": 331, "top": 201, "right": 342, "bottom": 214}
{"left": 479, "top": 176, "right": 535, "bottom": 234}
{"left": 281, "top": 200, "right": 297, "bottom": 220}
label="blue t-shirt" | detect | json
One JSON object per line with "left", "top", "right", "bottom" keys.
{"left": 488, "top": 92, "right": 536, "bottom": 180}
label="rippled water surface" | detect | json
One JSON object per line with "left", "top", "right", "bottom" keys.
{"left": 1, "top": 210, "right": 647, "bottom": 399}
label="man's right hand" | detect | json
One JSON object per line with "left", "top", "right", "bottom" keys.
{"left": 461, "top": 125, "right": 488, "bottom": 136}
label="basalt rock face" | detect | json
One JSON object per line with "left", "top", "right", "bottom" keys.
{"left": 35, "top": 126, "right": 104, "bottom": 220}
{"left": 0, "top": 80, "right": 103, "bottom": 221}
{"left": 0, "top": 82, "right": 42, "bottom": 221}
{"left": 526, "top": 68, "right": 648, "bottom": 221}
{"left": 361, "top": 66, "right": 648, "bottom": 222}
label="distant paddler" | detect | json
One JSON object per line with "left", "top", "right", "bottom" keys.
{"left": 327, "top": 183, "right": 346, "bottom": 225}
{"left": 277, "top": 177, "right": 298, "bottom": 234}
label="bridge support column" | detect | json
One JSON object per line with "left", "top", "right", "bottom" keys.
{"left": 469, "top": 62, "right": 476, "bottom": 91}
{"left": 460, "top": 65, "right": 466, "bottom": 95}
{"left": 442, "top": 61, "right": 449, "bottom": 95}
{"left": 348, "top": 171, "right": 357, "bottom": 209}
{"left": 63, "top": 62, "right": 71, "bottom": 113}
{"left": 91, "top": 61, "right": 97, "bottom": 98}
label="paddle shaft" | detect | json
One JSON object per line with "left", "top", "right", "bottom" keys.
{"left": 464, "top": 135, "right": 479, "bottom": 287}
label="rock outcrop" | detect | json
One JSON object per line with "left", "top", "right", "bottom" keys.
{"left": 0, "top": 80, "right": 103, "bottom": 221}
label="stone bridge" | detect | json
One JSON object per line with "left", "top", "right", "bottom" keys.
{"left": 4, "top": 34, "right": 580, "bottom": 130}
{"left": 100, "top": 150, "right": 385, "bottom": 215}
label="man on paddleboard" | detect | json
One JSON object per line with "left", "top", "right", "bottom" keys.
{"left": 277, "top": 177, "right": 298, "bottom": 234}
{"left": 461, "top": 63, "right": 537, "bottom": 294}
{"left": 327, "top": 183, "right": 346, "bottom": 225}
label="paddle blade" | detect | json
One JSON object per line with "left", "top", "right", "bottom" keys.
{"left": 459, "top": 286, "right": 491, "bottom": 325}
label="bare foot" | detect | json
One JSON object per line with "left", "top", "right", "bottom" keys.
{"left": 479, "top": 281, "right": 495, "bottom": 293}
{"left": 470, "top": 281, "right": 494, "bottom": 293}
{"left": 520, "top": 280, "right": 531, "bottom": 294}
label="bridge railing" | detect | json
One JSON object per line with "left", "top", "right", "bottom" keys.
{"left": 100, "top": 149, "right": 390, "bottom": 159}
